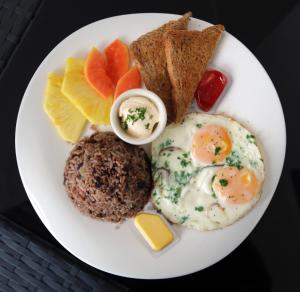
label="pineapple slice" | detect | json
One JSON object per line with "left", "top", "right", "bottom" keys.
{"left": 44, "top": 73, "right": 86, "bottom": 143}
{"left": 62, "top": 58, "right": 113, "bottom": 125}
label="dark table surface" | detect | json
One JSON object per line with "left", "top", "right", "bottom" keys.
{"left": 1, "top": 0, "right": 300, "bottom": 291}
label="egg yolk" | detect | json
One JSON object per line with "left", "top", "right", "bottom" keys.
{"left": 212, "top": 167, "right": 259, "bottom": 204}
{"left": 192, "top": 125, "right": 232, "bottom": 164}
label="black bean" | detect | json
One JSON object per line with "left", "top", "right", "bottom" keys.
{"left": 137, "top": 180, "right": 145, "bottom": 190}
{"left": 76, "top": 162, "right": 83, "bottom": 170}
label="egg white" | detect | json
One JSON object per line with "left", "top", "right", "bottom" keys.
{"left": 151, "top": 113, "right": 264, "bottom": 231}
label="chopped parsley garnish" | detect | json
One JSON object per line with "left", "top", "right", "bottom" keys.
{"left": 155, "top": 196, "right": 161, "bottom": 207}
{"left": 177, "top": 152, "right": 191, "bottom": 168}
{"left": 219, "top": 179, "right": 228, "bottom": 187}
{"left": 159, "top": 138, "right": 174, "bottom": 150}
{"left": 164, "top": 160, "right": 170, "bottom": 168}
{"left": 129, "top": 107, "right": 146, "bottom": 119}
{"left": 151, "top": 160, "right": 158, "bottom": 174}
{"left": 196, "top": 123, "right": 202, "bottom": 128}
{"left": 180, "top": 159, "right": 190, "bottom": 168}
{"left": 225, "top": 151, "right": 243, "bottom": 170}
{"left": 246, "top": 134, "right": 256, "bottom": 144}
{"left": 179, "top": 216, "right": 189, "bottom": 224}
{"left": 211, "top": 175, "right": 217, "bottom": 198}
{"left": 174, "top": 171, "right": 192, "bottom": 185}
{"left": 214, "top": 146, "right": 222, "bottom": 155}
{"left": 145, "top": 123, "right": 150, "bottom": 130}
{"left": 122, "top": 107, "right": 147, "bottom": 131}
{"left": 166, "top": 187, "right": 182, "bottom": 204}
{"left": 195, "top": 206, "right": 204, "bottom": 212}
{"left": 151, "top": 159, "right": 157, "bottom": 168}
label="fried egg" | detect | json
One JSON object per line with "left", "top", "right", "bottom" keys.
{"left": 151, "top": 113, "right": 264, "bottom": 231}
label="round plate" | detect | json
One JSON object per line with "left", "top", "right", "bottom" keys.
{"left": 15, "top": 13, "right": 286, "bottom": 279}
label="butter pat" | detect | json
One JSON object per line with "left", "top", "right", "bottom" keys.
{"left": 134, "top": 213, "right": 174, "bottom": 251}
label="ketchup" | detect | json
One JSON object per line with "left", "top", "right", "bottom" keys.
{"left": 195, "top": 69, "right": 228, "bottom": 112}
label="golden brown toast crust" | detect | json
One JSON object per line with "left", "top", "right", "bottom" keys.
{"left": 164, "top": 25, "right": 224, "bottom": 123}
{"left": 129, "top": 12, "right": 192, "bottom": 122}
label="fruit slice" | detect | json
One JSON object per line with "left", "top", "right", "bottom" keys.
{"left": 62, "top": 58, "right": 113, "bottom": 125}
{"left": 114, "top": 66, "right": 141, "bottom": 99}
{"left": 105, "top": 39, "right": 129, "bottom": 84}
{"left": 43, "top": 73, "right": 86, "bottom": 143}
{"left": 84, "top": 47, "right": 114, "bottom": 98}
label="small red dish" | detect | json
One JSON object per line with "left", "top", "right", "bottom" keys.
{"left": 195, "top": 69, "right": 228, "bottom": 111}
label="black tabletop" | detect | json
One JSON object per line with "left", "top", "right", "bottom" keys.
{"left": 1, "top": 0, "right": 300, "bottom": 291}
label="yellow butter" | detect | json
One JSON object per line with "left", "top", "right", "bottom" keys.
{"left": 134, "top": 213, "right": 174, "bottom": 251}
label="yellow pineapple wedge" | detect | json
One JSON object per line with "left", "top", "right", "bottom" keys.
{"left": 44, "top": 73, "right": 86, "bottom": 143}
{"left": 62, "top": 58, "right": 113, "bottom": 125}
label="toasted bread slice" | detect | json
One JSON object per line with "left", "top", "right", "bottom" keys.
{"left": 130, "top": 12, "right": 192, "bottom": 122}
{"left": 165, "top": 25, "right": 224, "bottom": 123}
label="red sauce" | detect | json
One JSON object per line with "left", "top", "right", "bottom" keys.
{"left": 195, "top": 69, "right": 228, "bottom": 111}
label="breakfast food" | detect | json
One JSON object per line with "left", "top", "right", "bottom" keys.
{"left": 105, "top": 39, "right": 129, "bottom": 84}
{"left": 84, "top": 47, "right": 114, "bottom": 98}
{"left": 64, "top": 132, "right": 152, "bottom": 222}
{"left": 151, "top": 113, "right": 264, "bottom": 231}
{"left": 44, "top": 12, "right": 263, "bottom": 238}
{"left": 114, "top": 66, "right": 141, "bottom": 99}
{"left": 118, "top": 95, "right": 159, "bottom": 138}
{"left": 134, "top": 213, "right": 174, "bottom": 251}
{"left": 130, "top": 12, "right": 192, "bottom": 122}
{"left": 43, "top": 73, "right": 86, "bottom": 143}
{"left": 62, "top": 58, "right": 113, "bottom": 125}
{"left": 164, "top": 25, "right": 224, "bottom": 122}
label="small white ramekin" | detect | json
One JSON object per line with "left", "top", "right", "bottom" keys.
{"left": 110, "top": 89, "right": 167, "bottom": 145}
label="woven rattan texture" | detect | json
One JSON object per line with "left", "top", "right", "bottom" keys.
{"left": 0, "top": 216, "right": 128, "bottom": 291}
{"left": 0, "top": 0, "right": 41, "bottom": 73}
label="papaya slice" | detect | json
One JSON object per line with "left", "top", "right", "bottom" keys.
{"left": 84, "top": 47, "right": 114, "bottom": 98}
{"left": 114, "top": 66, "right": 141, "bottom": 100}
{"left": 105, "top": 39, "right": 129, "bottom": 84}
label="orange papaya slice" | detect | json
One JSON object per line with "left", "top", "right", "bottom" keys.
{"left": 114, "top": 66, "right": 141, "bottom": 100}
{"left": 84, "top": 47, "right": 114, "bottom": 98}
{"left": 105, "top": 39, "right": 129, "bottom": 84}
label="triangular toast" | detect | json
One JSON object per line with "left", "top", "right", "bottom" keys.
{"left": 130, "top": 12, "right": 192, "bottom": 122}
{"left": 164, "top": 25, "right": 224, "bottom": 123}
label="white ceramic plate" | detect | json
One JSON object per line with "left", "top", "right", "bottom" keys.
{"left": 15, "top": 13, "right": 286, "bottom": 279}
